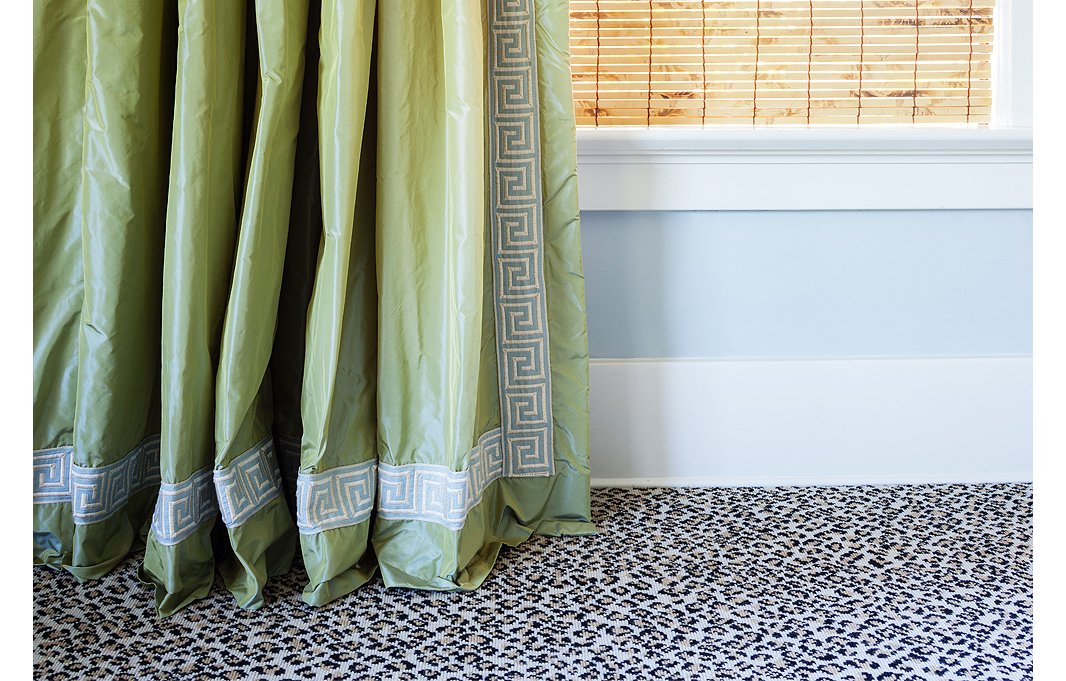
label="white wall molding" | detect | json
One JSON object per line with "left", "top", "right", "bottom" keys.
{"left": 577, "top": 127, "right": 1033, "bottom": 162}
{"left": 576, "top": 128, "right": 1033, "bottom": 211}
{"left": 992, "top": 0, "right": 1033, "bottom": 128}
{"left": 589, "top": 356, "right": 1032, "bottom": 487}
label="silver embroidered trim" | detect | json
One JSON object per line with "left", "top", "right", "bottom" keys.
{"left": 296, "top": 459, "right": 377, "bottom": 535}
{"left": 488, "top": 0, "right": 554, "bottom": 477}
{"left": 33, "top": 446, "right": 74, "bottom": 504}
{"left": 151, "top": 466, "right": 218, "bottom": 546}
{"left": 34, "top": 437, "right": 162, "bottom": 524}
{"left": 213, "top": 436, "right": 283, "bottom": 528}
{"left": 377, "top": 428, "right": 505, "bottom": 530}
{"left": 33, "top": 438, "right": 162, "bottom": 514}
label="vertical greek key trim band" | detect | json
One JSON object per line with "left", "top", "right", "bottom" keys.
{"left": 488, "top": 0, "right": 554, "bottom": 478}
{"left": 296, "top": 460, "right": 377, "bottom": 535}
{"left": 151, "top": 467, "right": 218, "bottom": 546}
{"left": 213, "top": 436, "right": 284, "bottom": 528}
{"left": 32, "top": 435, "right": 161, "bottom": 525}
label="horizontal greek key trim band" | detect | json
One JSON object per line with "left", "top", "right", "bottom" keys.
{"left": 33, "top": 446, "right": 74, "bottom": 504}
{"left": 32, "top": 435, "right": 161, "bottom": 526}
{"left": 377, "top": 428, "right": 506, "bottom": 530}
{"left": 296, "top": 459, "right": 377, "bottom": 535}
{"left": 151, "top": 466, "right": 218, "bottom": 546}
{"left": 35, "top": 427, "right": 552, "bottom": 532}
{"left": 214, "top": 436, "right": 283, "bottom": 528}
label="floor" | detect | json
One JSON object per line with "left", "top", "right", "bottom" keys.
{"left": 33, "top": 484, "right": 1032, "bottom": 681}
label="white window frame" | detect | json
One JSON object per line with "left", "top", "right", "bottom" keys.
{"left": 574, "top": 0, "right": 1033, "bottom": 211}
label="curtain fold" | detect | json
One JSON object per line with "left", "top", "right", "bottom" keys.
{"left": 33, "top": 0, "right": 594, "bottom": 617}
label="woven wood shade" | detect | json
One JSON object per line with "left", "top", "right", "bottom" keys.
{"left": 570, "top": 0, "right": 994, "bottom": 126}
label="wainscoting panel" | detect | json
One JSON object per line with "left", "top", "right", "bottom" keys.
{"left": 589, "top": 356, "right": 1032, "bottom": 487}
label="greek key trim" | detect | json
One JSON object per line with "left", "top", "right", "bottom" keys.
{"left": 33, "top": 446, "right": 74, "bottom": 504}
{"left": 32, "top": 435, "right": 161, "bottom": 525}
{"left": 377, "top": 428, "right": 504, "bottom": 530}
{"left": 296, "top": 459, "right": 377, "bottom": 535}
{"left": 151, "top": 466, "right": 218, "bottom": 546}
{"left": 213, "top": 436, "right": 283, "bottom": 528}
{"left": 488, "top": 0, "right": 554, "bottom": 477}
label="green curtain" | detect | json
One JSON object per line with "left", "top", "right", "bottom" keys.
{"left": 33, "top": 0, "right": 594, "bottom": 617}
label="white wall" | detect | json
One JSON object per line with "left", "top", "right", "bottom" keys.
{"left": 580, "top": 209, "right": 1033, "bottom": 486}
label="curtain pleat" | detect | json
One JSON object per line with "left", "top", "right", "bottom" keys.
{"left": 33, "top": 0, "right": 594, "bottom": 617}
{"left": 138, "top": 0, "right": 246, "bottom": 615}
{"left": 297, "top": 0, "right": 379, "bottom": 606}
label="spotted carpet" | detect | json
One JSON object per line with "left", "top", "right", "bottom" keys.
{"left": 33, "top": 484, "right": 1032, "bottom": 680}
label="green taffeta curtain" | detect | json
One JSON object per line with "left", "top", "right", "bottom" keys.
{"left": 33, "top": 0, "right": 594, "bottom": 616}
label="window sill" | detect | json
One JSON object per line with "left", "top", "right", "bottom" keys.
{"left": 574, "top": 127, "right": 1033, "bottom": 211}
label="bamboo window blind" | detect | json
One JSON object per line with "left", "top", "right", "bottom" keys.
{"left": 569, "top": 0, "right": 994, "bottom": 125}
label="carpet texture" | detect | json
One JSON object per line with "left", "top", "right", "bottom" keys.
{"left": 33, "top": 484, "right": 1032, "bottom": 680}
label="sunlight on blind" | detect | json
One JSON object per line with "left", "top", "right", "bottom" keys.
{"left": 570, "top": 0, "right": 994, "bottom": 126}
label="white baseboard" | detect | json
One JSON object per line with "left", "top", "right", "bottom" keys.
{"left": 589, "top": 356, "right": 1032, "bottom": 487}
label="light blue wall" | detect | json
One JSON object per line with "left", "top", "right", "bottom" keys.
{"left": 581, "top": 210, "right": 1033, "bottom": 359}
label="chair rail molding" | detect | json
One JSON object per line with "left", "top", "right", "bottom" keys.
{"left": 576, "top": 127, "right": 1033, "bottom": 211}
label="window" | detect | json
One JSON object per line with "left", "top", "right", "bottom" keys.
{"left": 568, "top": 0, "right": 1031, "bottom": 211}
{"left": 570, "top": 0, "right": 995, "bottom": 126}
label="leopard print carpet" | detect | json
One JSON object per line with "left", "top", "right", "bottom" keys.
{"left": 33, "top": 484, "right": 1032, "bottom": 680}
